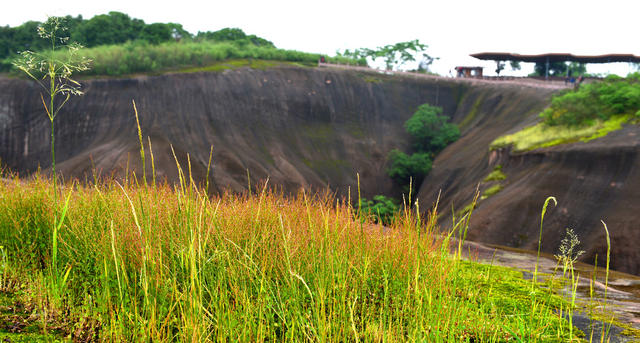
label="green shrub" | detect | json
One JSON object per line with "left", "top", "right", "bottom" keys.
{"left": 359, "top": 195, "right": 399, "bottom": 225}
{"left": 385, "top": 104, "right": 458, "bottom": 190}
{"left": 540, "top": 73, "right": 640, "bottom": 126}
{"left": 387, "top": 149, "right": 432, "bottom": 186}
{"left": 404, "top": 104, "right": 460, "bottom": 153}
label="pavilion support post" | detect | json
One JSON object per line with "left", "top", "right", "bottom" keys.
{"left": 545, "top": 56, "right": 550, "bottom": 80}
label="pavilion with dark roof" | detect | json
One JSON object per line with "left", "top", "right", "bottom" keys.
{"left": 471, "top": 52, "right": 640, "bottom": 79}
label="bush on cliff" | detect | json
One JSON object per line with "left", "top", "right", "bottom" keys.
{"left": 491, "top": 74, "right": 640, "bottom": 152}
{"left": 540, "top": 73, "right": 640, "bottom": 126}
{"left": 405, "top": 104, "right": 460, "bottom": 153}
{"left": 387, "top": 104, "right": 458, "bottom": 188}
{"left": 387, "top": 149, "right": 432, "bottom": 186}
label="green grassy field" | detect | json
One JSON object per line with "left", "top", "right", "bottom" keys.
{"left": 6, "top": 40, "right": 360, "bottom": 78}
{"left": 0, "top": 168, "right": 611, "bottom": 342}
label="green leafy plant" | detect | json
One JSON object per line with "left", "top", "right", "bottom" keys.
{"left": 404, "top": 104, "right": 460, "bottom": 154}
{"left": 386, "top": 149, "right": 431, "bottom": 186}
{"left": 386, "top": 104, "right": 459, "bottom": 189}
{"left": 540, "top": 73, "right": 640, "bottom": 127}
{"left": 359, "top": 195, "right": 399, "bottom": 225}
{"left": 339, "top": 39, "right": 435, "bottom": 71}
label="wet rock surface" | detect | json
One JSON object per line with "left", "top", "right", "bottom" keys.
{"left": 462, "top": 240, "right": 640, "bottom": 341}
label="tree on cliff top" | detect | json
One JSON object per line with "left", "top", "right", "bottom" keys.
{"left": 195, "top": 27, "right": 275, "bottom": 48}
{"left": 340, "top": 39, "right": 434, "bottom": 71}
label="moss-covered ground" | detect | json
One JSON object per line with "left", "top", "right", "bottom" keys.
{"left": 490, "top": 115, "right": 632, "bottom": 153}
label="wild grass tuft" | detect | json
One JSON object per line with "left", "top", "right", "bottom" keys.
{"left": 483, "top": 165, "right": 506, "bottom": 182}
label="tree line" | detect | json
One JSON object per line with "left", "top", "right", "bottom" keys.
{"left": 0, "top": 12, "right": 276, "bottom": 70}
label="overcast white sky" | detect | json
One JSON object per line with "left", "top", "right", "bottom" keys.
{"left": 2, "top": 0, "right": 639, "bottom": 76}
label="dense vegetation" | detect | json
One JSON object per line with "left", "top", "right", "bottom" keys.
{"left": 0, "top": 12, "right": 263, "bottom": 60}
{"left": 387, "top": 104, "right": 460, "bottom": 187}
{"left": 0, "top": 12, "right": 364, "bottom": 75}
{"left": 59, "top": 40, "right": 356, "bottom": 76}
{"left": 359, "top": 195, "right": 400, "bottom": 225}
{"left": 387, "top": 150, "right": 432, "bottom": 187}
{"left": 0, "top": 172, "right": 592, "bottom": 341}
{"left": 491, "top": 74, "right": 640, "bottom": 152}
{"left": 0, "top": 14, "right": 625, "bottom": 342}
{"left": 540, "top": 73, "right": 640, "bottom": 126}
{"left": 404, "top": 104, "right": 461, "bottom": 152}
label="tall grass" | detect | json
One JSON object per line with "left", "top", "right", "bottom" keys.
{"left": 0, "top": 166, "right": 591, "bottom": 341}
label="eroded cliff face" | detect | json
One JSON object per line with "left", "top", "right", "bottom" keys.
{"left": 1, "top": 67, "right": 470, "bottom": 198}
{"left": 417, "top": 84, "right": 640, "bottom": 275}
{"left": 4, "top": 66, "right": 638, "bottom": 274}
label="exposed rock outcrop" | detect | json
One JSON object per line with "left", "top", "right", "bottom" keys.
{"left": 4, "top": 66, "right": 638, "bottom": 275}
{"left": 1, "top": 67, "right": 466, "bottom": 197}
{"left": 418, "top": 86, "right": 640, "bottom": 275}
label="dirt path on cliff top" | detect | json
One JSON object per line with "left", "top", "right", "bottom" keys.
{"left": 462, "top": 239, "right": 640, "bottom": 341}
{"left": 318, "top": 63, "right": 572, "bottom": 90}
